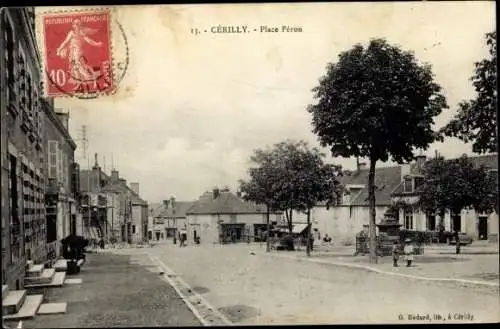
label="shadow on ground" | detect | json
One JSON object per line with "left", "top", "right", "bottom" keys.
{"left": 23, "top": 253, "right": 201, "bottom": 328}
{"left": 218, "top": 304, "right": 260, "bottom": 323}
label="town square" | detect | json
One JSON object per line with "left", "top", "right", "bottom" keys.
{"left": 1, "top": 2, "right": 498, "bottom": 327}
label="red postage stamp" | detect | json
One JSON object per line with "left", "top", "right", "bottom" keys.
{"left": 41, "top": 9, "right": 115, "bottom": 97}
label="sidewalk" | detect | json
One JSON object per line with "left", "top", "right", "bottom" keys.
{"left": 22, "top": 252, "right": 201, "bottom": 328}
{"left": 255, "top": 243, "right": 499, "bottom": 288}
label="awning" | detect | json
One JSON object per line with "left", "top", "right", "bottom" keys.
{"left": 292, "top": 223, "right": 309, "bottom": 234}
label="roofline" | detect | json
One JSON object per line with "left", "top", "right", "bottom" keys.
{"left": 186, "top": 211, "right": 282, "bottom": 215}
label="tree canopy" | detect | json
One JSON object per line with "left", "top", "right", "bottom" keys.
{"left": 308, "top": 38, "right": 448, "bottom": 164}
{"left": 440, "top": 31, "right": 497, "bottom": 154}
{"left": 418, "top": 155, "right": 498, "bottom": 218}
{"left": 308, "top": 38, "right": 447, "bottom": 263}
{"left": 239, "top": 140, "right": 344, "bottom": 232}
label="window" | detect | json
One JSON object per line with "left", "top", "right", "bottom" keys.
{"left": 57, "top": 147, "right": 63, "bottom": 184}
{"left": 230, "top": 214, "right": 237, "bottom": 223}
{"left": 451, "top": 212, "right": 461, "bottom": 232}
{"left": 4, "top": 14, "right": 15, "bottom": 105}
{"left": 414, "top": 177, "right": 424, "bottom": 190}
{"left": 132, "top": 225, "right": 136, "bottom": 234}
{"left": 63, "top": 154, "right": 68, "bottom": 190}
{"left": 404, "top": 208, "right": 413, "bottom": 230}
{"left": 426, "top": 212, "right": 436, "bottom": 231}
{"left": 47, "top": 141, "right": 58, "bottom": 179}
{"left": 403, "top": 178, "right": 413, "bottom": 193}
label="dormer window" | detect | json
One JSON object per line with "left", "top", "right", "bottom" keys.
{"left": 403, "top": 177, "right": 413, "bottom": 193}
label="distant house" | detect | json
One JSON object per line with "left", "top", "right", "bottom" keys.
{"left": 148, "top": 202, "right": 163, "bottom": 241}
{"left": 293, "top": 163, "right": 402, "bottom": 244}
{"left": 298, "top": 153, "right": 498, "bottom": 244}
{"left": 186, "top": 189, "right": 282, "bottom": 244}
{"left": 149, "top": 198, "right": 195, "bottom": 241}
{"left": 391, "top": 153, "right": 498, "bottom": 242}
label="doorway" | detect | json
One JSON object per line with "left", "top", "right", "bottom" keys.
{"left": 71, "top": 215, "right": 77, "bottom": 236}
{"left": 478, "top": 216, "right": 488, "bottom": 240}
{"left": 451, "top": 213, "right": 461, "bottom": 232}
{"left": 221, "top": 224, "right": 245, "bottom": 243}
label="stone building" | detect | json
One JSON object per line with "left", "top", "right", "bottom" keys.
{"left": 43, "top": 107, "right": 78, "bottom": 259}
{"left": 1, "top": 8, "right": 77, "bottom": 289}
{"left": 1, "top": 7, "right": 47, "bottom": 289}
{"left": 186, "top": 189, "right": 282, "bottom": 244}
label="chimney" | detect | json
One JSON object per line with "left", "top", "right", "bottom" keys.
{"left": 55, "top": 111, "right": 69, "bottom": 131}
{"left": 212, "top": 188, "right": 220, "bottom": 199}
{"left": 170, "top": 196, "right": 176, "bottom": 208}
{"left": 111, "top": 170, "right": 119, "bottom": 183}
{"left": 163, "top": 200, "right": 169, "bottom": 209}
{"left": 415, "top": 155, "right": 426, "bottom": 169}
{"left": 130, "top": 182, "right": 139, "bottom": 195}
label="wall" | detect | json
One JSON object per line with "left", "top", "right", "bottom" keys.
{"left": 187, "top": 213, "right": 281, "bottom": 244}
{"left": 105, "top": 193, "right": 121, "bottom": 240}
{"left": 312, "top": 205, "right": 388, "bottom": 244}
{"left": 186, "top": 214, "right": 218, "bottom": 245}
{"left": 1, "top": 8, "right": 45, "bottom": 288}
{"left": 131, "top": 204, "right": 143, "bottom": 243}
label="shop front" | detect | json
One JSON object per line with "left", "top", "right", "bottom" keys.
{"left": 220, "top": 223, "right": 246, "bottom": 244}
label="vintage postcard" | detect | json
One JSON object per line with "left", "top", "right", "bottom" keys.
{"left": 1, "top": 2, "right": 498, "bottom": 327}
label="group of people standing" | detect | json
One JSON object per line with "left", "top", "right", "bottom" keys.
{"left": 392, "top": 238, "right": 415, "bottom": 267}
{"left": 175, "top": 227, "right": 200, "bottom": 247}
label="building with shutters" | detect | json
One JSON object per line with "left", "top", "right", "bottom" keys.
{"left": 1, "top": 8, "right": 48, "bottom": 289}
{"left": 43, "top": 106, "right": 79, "bottom": 260}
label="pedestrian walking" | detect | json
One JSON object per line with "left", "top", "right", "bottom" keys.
{"left": 392, "top": 240, "right": 400, "bottom": 267}
{"left": 179, "top": 227, "right": 187, "bottom": 247}
{"left": 403, "top": 238, "right": 414, "bottom": 267}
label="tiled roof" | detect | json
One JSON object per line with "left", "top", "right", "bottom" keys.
{"left": 186, "top": 191, "right": 281, "bottom": 215}
{"left": 461, "top": 153, "right": 498, "bottom": 169}
{"left": 341, "top": 166, "right": 402, "bottom": 206}
{"left": 149, "top": 203, "right": 163, "bottom": 217}
{"left": 391, "top": 153, "right": 498, "bottom": 197}
{"left": 157, "top": 201, "right": 195, "bottom": 219}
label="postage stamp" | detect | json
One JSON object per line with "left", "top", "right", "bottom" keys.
{"left": 40, "top": 9, "right": 116, "bottom": 98}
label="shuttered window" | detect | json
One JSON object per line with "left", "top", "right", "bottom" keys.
{"left": 48, "top": 141, "right": 58, "bottom": 179}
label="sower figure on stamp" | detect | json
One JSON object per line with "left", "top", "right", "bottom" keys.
{"left": 56, "top": 19, "right": 102, "bottom": 90}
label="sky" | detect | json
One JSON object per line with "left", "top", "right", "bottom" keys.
{"left": 37, "top": 2, "right": 496, "bottom": 203}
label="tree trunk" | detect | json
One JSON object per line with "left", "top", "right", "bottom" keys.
{"left": 266, "top": 204, "right": 271, "bottom": 252}
{"left": 288, "top": 209, "right": 293, "bottom": 233}
{"left": 306, "top": 208, "right": 311, "bottom": 257}
{"left": 368, "top": 158, "right": 378, "bottom": 264}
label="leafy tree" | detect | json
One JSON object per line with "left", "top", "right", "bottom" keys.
{"left": 441, "top": 32, "right": 497, "bottom": 154}
{"left": 240, "top": 140, "right": 344, "bottom": 255}
{"left": 239, "top": 151, "right": 283, "bottom": 252}
{"left": 418, "top": 155, "right": 498, "bottom": 233}
{"left": 308, "top": 38, "right": 447, "bottom": 263}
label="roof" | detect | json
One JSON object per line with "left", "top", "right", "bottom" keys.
{"left": 342, "top": 166, "right": 402, "bottom": 206}
{"left": 79, "top": 169, "right": 110, "bottom": 192}
{"left": 157, "top": 201, "right": 195, "bottom": 219}
{"left": 462, "top": 153, "right": 498, "bottom": 170}
{"left": 99, "top": 179, "right": 147, "bottom": 206}
{"left": 186, "top": 191, "right": 281, "bottom": 215}
{"left": 149, "top": 203, "right": 163, "bottom": 217}
{"left": 391, "top": 153, "right": 498, "bottom": 196}
{"left": 292, "top": 223, "right": 309, "bottom": 234}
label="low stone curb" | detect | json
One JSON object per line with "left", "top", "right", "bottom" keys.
{"left": 149, "top": 255, "right": 233, "bottom": 327}
{"left": 258, "top": 251, "right": 500, "bottom": 288}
